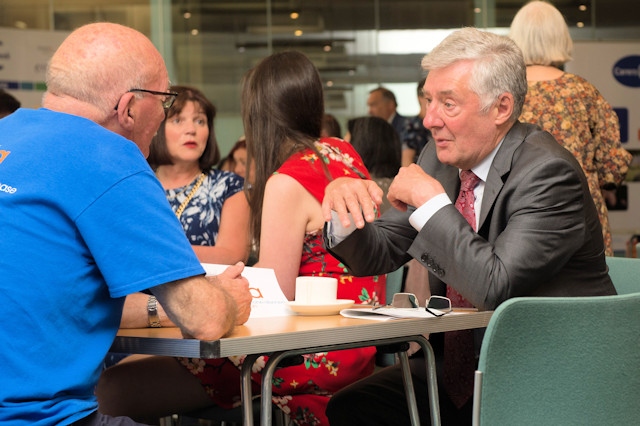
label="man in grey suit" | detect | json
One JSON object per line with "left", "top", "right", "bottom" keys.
{"left": 323, "top": 27, "right": 616, "bottom": 425}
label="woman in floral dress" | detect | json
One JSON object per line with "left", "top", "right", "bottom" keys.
{"left": 180, "top": 51, "right": 386, "bottom": 425}
{"left": 149, "top": 85, "right": 250, "bottom": 265}
{"left": 194, "top": 50, "right": 385, "bottom": 425}
{"left": 510, "top": 1, "right": 632, "bottom": 256}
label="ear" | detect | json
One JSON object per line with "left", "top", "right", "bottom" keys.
{"left": 494, "top": 92, "right": 514, "bottom": 126}
{"left": 114, "top": 93, "right": 136, "bottom": 131}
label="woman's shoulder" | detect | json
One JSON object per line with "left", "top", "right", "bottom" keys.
{"left": 315, "top": 136, "right": 366, "bottom": 163}
{"left": 559, "top": 73, "right": 600, "bottom": 92}
{"left": 317, "top": 136, "right": 352, "bottom": 151}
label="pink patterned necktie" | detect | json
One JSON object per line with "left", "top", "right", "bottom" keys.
{"left": 443, "top": 170, "right": 481, "bottom": 409}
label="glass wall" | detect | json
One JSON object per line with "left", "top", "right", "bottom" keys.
{"left": 0, "top": 0, "right": 638, "bottom": 149}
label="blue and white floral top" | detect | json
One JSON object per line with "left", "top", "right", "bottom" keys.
{"left": 165, "top": 169, "right": 245, "bottom": 245}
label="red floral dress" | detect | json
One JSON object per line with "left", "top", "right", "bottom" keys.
{"left": 179, "top": 137, "right": 386, "bottom": 426}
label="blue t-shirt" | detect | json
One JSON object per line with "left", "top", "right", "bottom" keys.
{"left": 0, "top": 109, "right": 204, "bottom": 425}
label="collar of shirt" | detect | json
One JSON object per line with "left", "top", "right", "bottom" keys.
{"left": 464, "top": 138, "right": 504, "bottom": 229}
{"left": 387, "top": 113, "right": 397, "bottom": 124}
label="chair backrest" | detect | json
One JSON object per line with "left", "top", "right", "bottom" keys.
{"left": 605, "top": 256, "right": 640, "bottom": 294}
{"left": 385, "top": 266, "right": 405, "bottom": 299}
{"left": 472, "top": 294, "right": 640, "bottom": 426}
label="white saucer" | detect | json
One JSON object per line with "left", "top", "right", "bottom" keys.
{"left": 287, "top": 299, "right": 355, "bottom": 316}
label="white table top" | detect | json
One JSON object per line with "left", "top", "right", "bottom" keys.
{"left": 112, "top": 310, "right": 493, "bottom": 358}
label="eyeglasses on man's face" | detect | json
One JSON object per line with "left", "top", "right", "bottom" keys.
{"left": 373, "top": 292, "right": 453, "bottom": 317}
{"left": 114, "top": 89, "right": 179, "bottom": 111}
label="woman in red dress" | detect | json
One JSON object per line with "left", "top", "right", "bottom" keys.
{"left": 181, "top": 50, "right": 386, "bottom": 425}
{"left": 180, "top": 51, "right": 386, "bottom": 425}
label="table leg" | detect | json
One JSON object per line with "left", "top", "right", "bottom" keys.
{"left": 260, "top": 351, "right": 289, "bottom": 426}
{"left": 241, "top": 353, "right": 260, "bottom": 426}
{"left": 413, "top": 335, "right": 440, "bottom": 426}
{"left": 398, "top": 350, "right": 420, "bottom": 426}
{"left": 249, "top": 335, "right": 440, "bottom": 426}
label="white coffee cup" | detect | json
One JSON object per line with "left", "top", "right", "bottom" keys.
{"left": 294, "top": 276, "right": 338, "bottom": 305}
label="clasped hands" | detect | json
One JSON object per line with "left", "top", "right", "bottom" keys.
{"left": 322, "top": 164, "right": 446, "bottom": 228}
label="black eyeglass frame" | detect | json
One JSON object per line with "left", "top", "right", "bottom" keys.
{"left": 114, "top": 89, "right": 179, "bottom": 111}
{"left": 425, "top": 295, "right": 453, "bottom": 317}
{"left": 373, "top": 292, "right": 453, "bottom": 317}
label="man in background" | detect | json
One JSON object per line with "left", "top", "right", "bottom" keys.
{"left": 367, "top": 87, "right": 408, "bottom": 158}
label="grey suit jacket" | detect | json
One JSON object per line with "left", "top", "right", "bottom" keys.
{"left": 327, "top": 121, "right": 615, "bottom": 311}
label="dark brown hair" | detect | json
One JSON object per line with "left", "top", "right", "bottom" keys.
{"left": 147, "top": 85, "right": 220, "bottom": 170}
{"left": 321, "top": 114, "right": 342, "bottom": 138}
{"left": 348, "top": 116, "right": 401, "bottom": 178}
{"left": 218, "top": 137, "right": 247, "bottom": 170}
{"left": 241, "top": 50, "right": 324, "bottom": 250}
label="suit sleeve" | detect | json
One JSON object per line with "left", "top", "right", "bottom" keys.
{"left": 409, "top": 151, "right": 591, "bottom": 311}
{"left": 325, "top": 206, "right": 416, "bottom": 276}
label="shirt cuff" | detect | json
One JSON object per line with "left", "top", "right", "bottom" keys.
{"left": 409, "top": 193, "right": 452, "bottom": 232}
{"left": 326, "top": 210, "right": 358, "bottom": 247}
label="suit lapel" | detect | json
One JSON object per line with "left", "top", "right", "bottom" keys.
{"left": 478, "top": 122, "right": 528, "bottom": 229}
{"left": 436, "top": 167, "right": 461, "bottom": 203}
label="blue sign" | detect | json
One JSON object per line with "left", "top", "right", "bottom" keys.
{"left": 613, "top": 55, "right": 640, "bottom": 87}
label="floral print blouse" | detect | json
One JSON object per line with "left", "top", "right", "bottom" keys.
{"left": 519, "top": 72, "right": 632, "bottom": 256}
{"left": 165, "top": 168, "right": 244, "bottom": 245}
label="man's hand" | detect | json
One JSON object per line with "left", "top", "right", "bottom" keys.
{"left": 388, "top": 164, "right": 446, "bottom": 211}
{"left": 322, "top": 177, "right": 383, "bottom": 229}
{"left": 207, "top": 262, "right": 252, "bottom": 325}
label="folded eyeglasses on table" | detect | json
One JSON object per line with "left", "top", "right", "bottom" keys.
{"left": 373, "top": 293, "right": 452, "bottom": 317}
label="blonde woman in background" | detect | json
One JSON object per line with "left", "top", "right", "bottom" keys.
{"left": 510, "top": 0, "right": 632, "bottom": 256}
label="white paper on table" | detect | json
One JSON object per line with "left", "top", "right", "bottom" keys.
{"left": 201, "top": 263, "right": 291, "bottom": 318}
{"left": 340, "top": 307, "right": 451, "bottom": 321}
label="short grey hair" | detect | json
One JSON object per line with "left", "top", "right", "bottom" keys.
{"left": 509, "top": 1, "right": 573, "bottom": 68}
{"left": 421, "top": 27, "right": 527, "bottom": 122}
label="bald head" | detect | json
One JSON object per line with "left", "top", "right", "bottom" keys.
{"left": 42, "top": 22, "right": 171, "bottom": 156}
{"left": 45, "top": 22, "right": 169, "bottom": 117}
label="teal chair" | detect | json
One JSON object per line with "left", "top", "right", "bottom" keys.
{"left": 605, "top": 255, "right": 640, "bottom": 294}
{"left": 472, "top": 294, "right": 640, "bottom": 426}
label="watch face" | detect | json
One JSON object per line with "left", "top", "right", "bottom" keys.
{"left": 147, "top": 296, "right": 161, "bottom": 327}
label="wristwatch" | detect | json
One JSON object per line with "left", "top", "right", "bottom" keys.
{"left": 147, "top": 295, "right": 162, "bottom": 328}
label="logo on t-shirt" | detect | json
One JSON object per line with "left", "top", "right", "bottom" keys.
{"left": 0, "top": 149, "right": 17, "bottom": 193}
